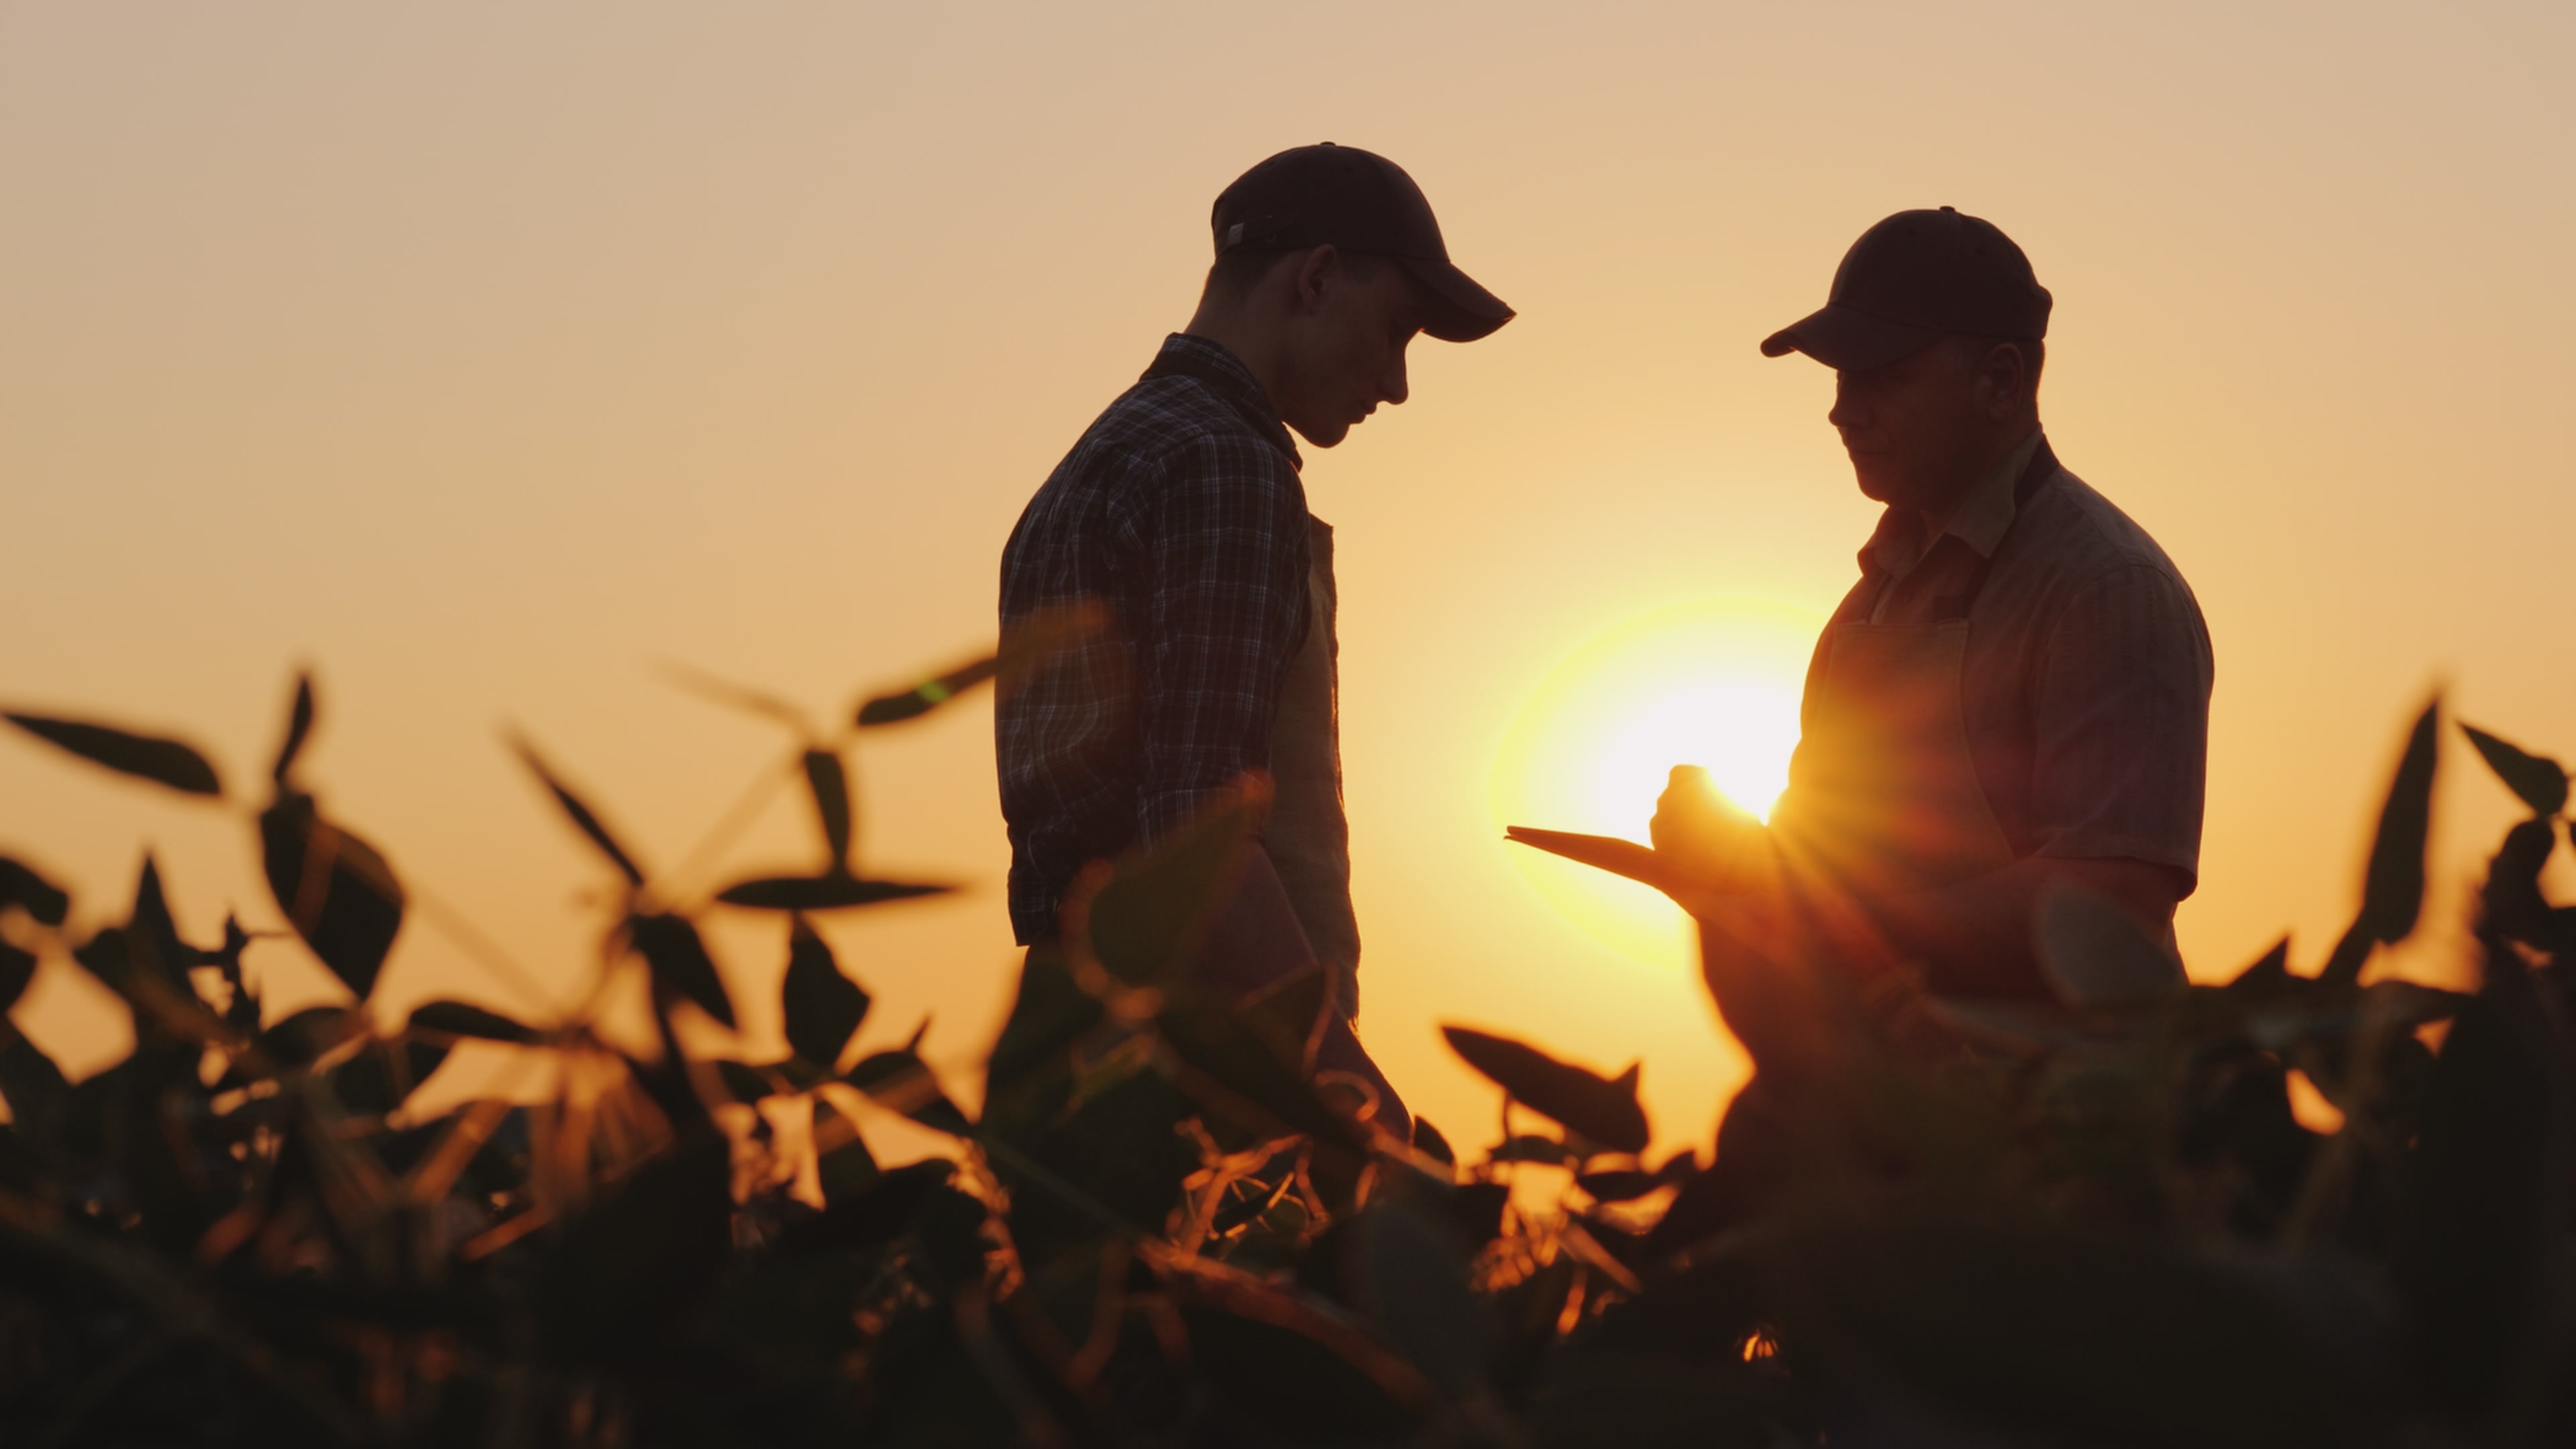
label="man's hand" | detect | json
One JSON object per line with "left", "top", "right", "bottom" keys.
{"left": 1649, "top": 765, "right": 1773, "bottom": 896}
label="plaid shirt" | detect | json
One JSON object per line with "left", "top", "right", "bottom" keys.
{"left": 998, "top": 333, "right": 1312, "bottom": 945}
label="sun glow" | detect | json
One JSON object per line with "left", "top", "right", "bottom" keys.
{"left": 1491, "top": 599, "right": 1823, "bottom": 967}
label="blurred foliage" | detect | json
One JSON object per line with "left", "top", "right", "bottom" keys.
{"left": 0, "top": 662, "right": 2569, "bottom": 1448}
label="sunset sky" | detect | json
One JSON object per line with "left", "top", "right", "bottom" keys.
{"left": 6, "top": 1, "right": 2572, "bottom": 1156}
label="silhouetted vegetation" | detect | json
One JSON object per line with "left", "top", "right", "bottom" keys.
{"left": 0, "top": 659, "right": 2569, "bottom": 1446}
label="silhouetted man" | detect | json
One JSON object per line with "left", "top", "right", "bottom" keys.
{"left": 998, "top": 144, "right": 1512, "bottom": 1134}
{"left": 1523, "top": 208, "right": 2210, "bottom": 1000}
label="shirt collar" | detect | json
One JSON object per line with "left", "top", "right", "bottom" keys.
{"left": 1858, "top": 428, "right": 2047, "bottom": 580}
{"left": 1142, "top": 333, "right": 1303, "bottom": 472}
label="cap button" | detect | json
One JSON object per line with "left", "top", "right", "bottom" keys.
{"left": 1939, "top": 205, "right": 1956, "bottom": 213}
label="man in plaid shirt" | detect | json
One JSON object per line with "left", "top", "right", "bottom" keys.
{"left": 998, "top": 145, "right": 1511, "bottom": 1131}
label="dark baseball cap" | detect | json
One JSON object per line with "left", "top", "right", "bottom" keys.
{"left": 1212, "top": 143, "right": 1514, "bottom": 343}
{"left": 1761, "top": 207, "right": 2051, "bottom": 370}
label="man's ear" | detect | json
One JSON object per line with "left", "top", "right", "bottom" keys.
{"left": 1980, "top": 341, "right": 2031, "bottom": 421}
{"left": 1288, "top": 244, "right": 1341, "bottom": 315}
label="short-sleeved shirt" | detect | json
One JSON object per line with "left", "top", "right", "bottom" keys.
{"left": 1813, "top": 431, "right": 2214, "bottom": 892}
{"left": 997, "top": 334, "right": 1316, "bottom": 945}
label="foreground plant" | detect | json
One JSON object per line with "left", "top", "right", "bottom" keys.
{"left": 0, "top": 669, "right": 2567, "bottom": 1446}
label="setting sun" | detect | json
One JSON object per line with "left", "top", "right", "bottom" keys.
{"left": 1491, "top": 599, "right": 1823, "bottom": 967}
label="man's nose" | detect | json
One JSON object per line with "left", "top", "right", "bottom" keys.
{"left": 1827, "top": 377, "right": 1862, "bottom": 431}
{"left": 1382, "top": 353, "right": 1409, "bottom": 407}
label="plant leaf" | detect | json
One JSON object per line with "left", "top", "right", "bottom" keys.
{"left": 809, "top": 1095, "right": 881, "bottom": 1205}
{"left": 5, "top": 712, "right": 221, "bottom": 796}
{"left": 1576, "top": 1169, "right": 1665, "bottom": 1202}
{"left": 2361, "top": 699, "right": 2440, "bottom": 943}
{"left": 845, "top": 1047, "right": 969, "bottom": 1134}
{"left": 777, "top": 1158, "right": 951, "bottom": 1255}
{"left": 856, "top": 604, "right": 1106, "bottom": 727}
{"left": 714, "top": 873, "right": 950, "bottom": 910}
{"left": 2225, "top": 937, "right": 2293, "bottom": 996}
{"left": 1157, "top": 992, "right": 1367, "bottom": 1152}
{"left": 1442, "top": 1026, "right": 1650, "bottom": 1153}
{"left": 1487, "top": 1134, "right": 1580, "bottom": 1166}
{"left": 0, "top": 857, "right": 70, "bottom": 927}
{"left": 0, "top": 1032, "right": 70, "bottom": 1139}
{"left": 258, "top": 1005, "right": 368, "bottom": 1069}
{"left": 855, "top": 655, "right": 1000, "bottom": 727}
{"left": 781, "top": 918, "right": 868, "bottom": 1069}
{"left": 1411, "top": 1116, "right": 1456, "bottom": 1169}
{"left": 802, "top": 750, "right": 853, "bottom": 869}
{"left": 407, "top": 999, "right": 539, "bottom": 1045}
{"left": 0, "top": 942, "right": 37, "bottom": 1014}
{"left": 511, "top": 737, "right": 645, "bottom": 887}
{"left": 258, "top": 797, "right": 406, "bottom": 1000}
{"left": 2461, "top": 722, "right": 2567, "bottom": 817}
{"left": 271, "top": 674, "right": 316, "bottom": 786}
{"left": 656, "top": 659, "right": 813, "bottom": 734}
{"left": 1079, "top": 785, "right": 1265, "bottom": 986}
{"left": 629, "top": 912, "right": 735, "bottom": 1028}
{"left": 1352, "top": 1190, "right": 1487, "bottom": 1399}
{"left": 714, "top": 1058, "right": 784, "bottom": 1106}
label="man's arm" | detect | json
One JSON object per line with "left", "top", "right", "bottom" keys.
{"left": 1649, "top": 560, "right": 2212, "bottom": 995}
{"left": 1131, "top": 434, "right": 1311, "bottom": 843}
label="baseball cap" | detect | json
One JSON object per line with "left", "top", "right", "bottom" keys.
{"left": 1762, "top": 207, "right": 2051, "bottom": 370}
{"left": 1212, "top": 143, "right": 1514, "bottom": 343}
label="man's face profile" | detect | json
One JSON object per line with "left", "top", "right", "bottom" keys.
{"left": 1827, "top": 338, "right": 2023, "bottom": 511}
{"left": 1271, "top": 248, "right": 1425, "bottom": 449}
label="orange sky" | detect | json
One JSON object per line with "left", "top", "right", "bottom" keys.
{"left": 5, "top": 1, "right": 2573, "bottom": 1157}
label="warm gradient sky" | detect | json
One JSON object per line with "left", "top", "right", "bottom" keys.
{"left": 6, "top": 2, "right": 2573, "bottom": 1157}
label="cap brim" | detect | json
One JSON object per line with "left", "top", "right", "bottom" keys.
{"left": 1760, "top": 304, "right": 1939, "bottom": 370}
{"left": 1397, "top": 254, "right": 1514, "bottom": 342}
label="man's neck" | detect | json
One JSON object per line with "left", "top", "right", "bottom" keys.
{"left": 1181, "top": 308, "right": 1285, "bottom": 421}
{"left": 1907, "top": 423, "right": 2041, "bottom": 539}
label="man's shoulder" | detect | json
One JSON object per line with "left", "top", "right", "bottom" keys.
{"left": 1068, "top": 372, "right": 1287, "bottom": 478}
{"left": 2023, "top": 466, "right": 2196, "bottom": 595}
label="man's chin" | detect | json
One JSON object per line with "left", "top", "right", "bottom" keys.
{"left": 1288, "top": 419, "right": 1354, "bottom": 448}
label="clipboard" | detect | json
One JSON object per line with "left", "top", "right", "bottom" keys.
{"left": 1503, "top": 826, "right": 1695, "bottom": 898}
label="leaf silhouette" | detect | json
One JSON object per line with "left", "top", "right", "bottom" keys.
{"left": 0, "top": 857, "right": 70, "bottom": 927}
{"left": 781, "top": 918, "right": 869, "bottom": 1069}
{"left": 657, "top": 659, "right": 813, "bottom": 734}
{"left": 845, "top": 1047, "right": 969, "bottom": 1134}
{"left": 0, "top": 1032, "right": 69, "bottom": 1139}
{"left": 802, "top": 750, "right": 853, "bottom": 869}
{"left": 2461, "top": 722, "right": 2567, "bottom": 817}
{"left": 271, "top": 674, "right": 315, "bottom": 786}
{"left": 715, "top": 873, "right": 950, "bottom": 911}
{"left": 1411, "top": 1116, "right": 1457, "bottom": 1169}
{"left": 855, "top": 655, "right": 1001, "bottom": 727}
{"left": 715, "top": 1058, "right": 785, "bottom": 1106}
{"left": 1157, "top": 993, "right": 1367, "bottom": 1152}
{"left": 1488, "top": 1134, "right": 1580, "bottom": 1166}
{"left": 0, "top": 941, "right": 36, "bottom": 1014}
{"left": 629, "top": 912, "right": 735, "bottom": 1028}
{"left": 407, "top": 999, "right": 540, "bottom": 1045}
{"left": 1442, "top": 1026, "right": 1650, "bottom": 1154}
{"left": 777, "top": 1158, "right": 951, "bottom": 1255}
{"left": 5, "top": 712, "right": 221, "bottom": 797}
{"left": 855, "top": 602, "right": 1106, "bottom": 727}
{"left": 334, "top": 1038, "right": 450, "bottom": 1114}
{"left": 258, "top": 1005, "right": 368, "bottom": 1069}
{"left": 511, "top": 737, "right": 646, "bottom": 887}
{"left": 2322, "top": 698, "right": 2440, "bottom": 985}
{"left": 2225, "top": 937, "right": 2294, "bottom": 996}
{"left": 1080, "top": 783, "right": 1265, "bottom": 986}
{"left": 1352, "top": 1191, "right": 1487, "bottom": 1399}
{"left": 259, "top": 797, "right": 405, "bottom": 1000}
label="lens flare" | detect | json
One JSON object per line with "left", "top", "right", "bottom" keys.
{"left": 1491, "top": 599, "right": 1823, "bottom": 967}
